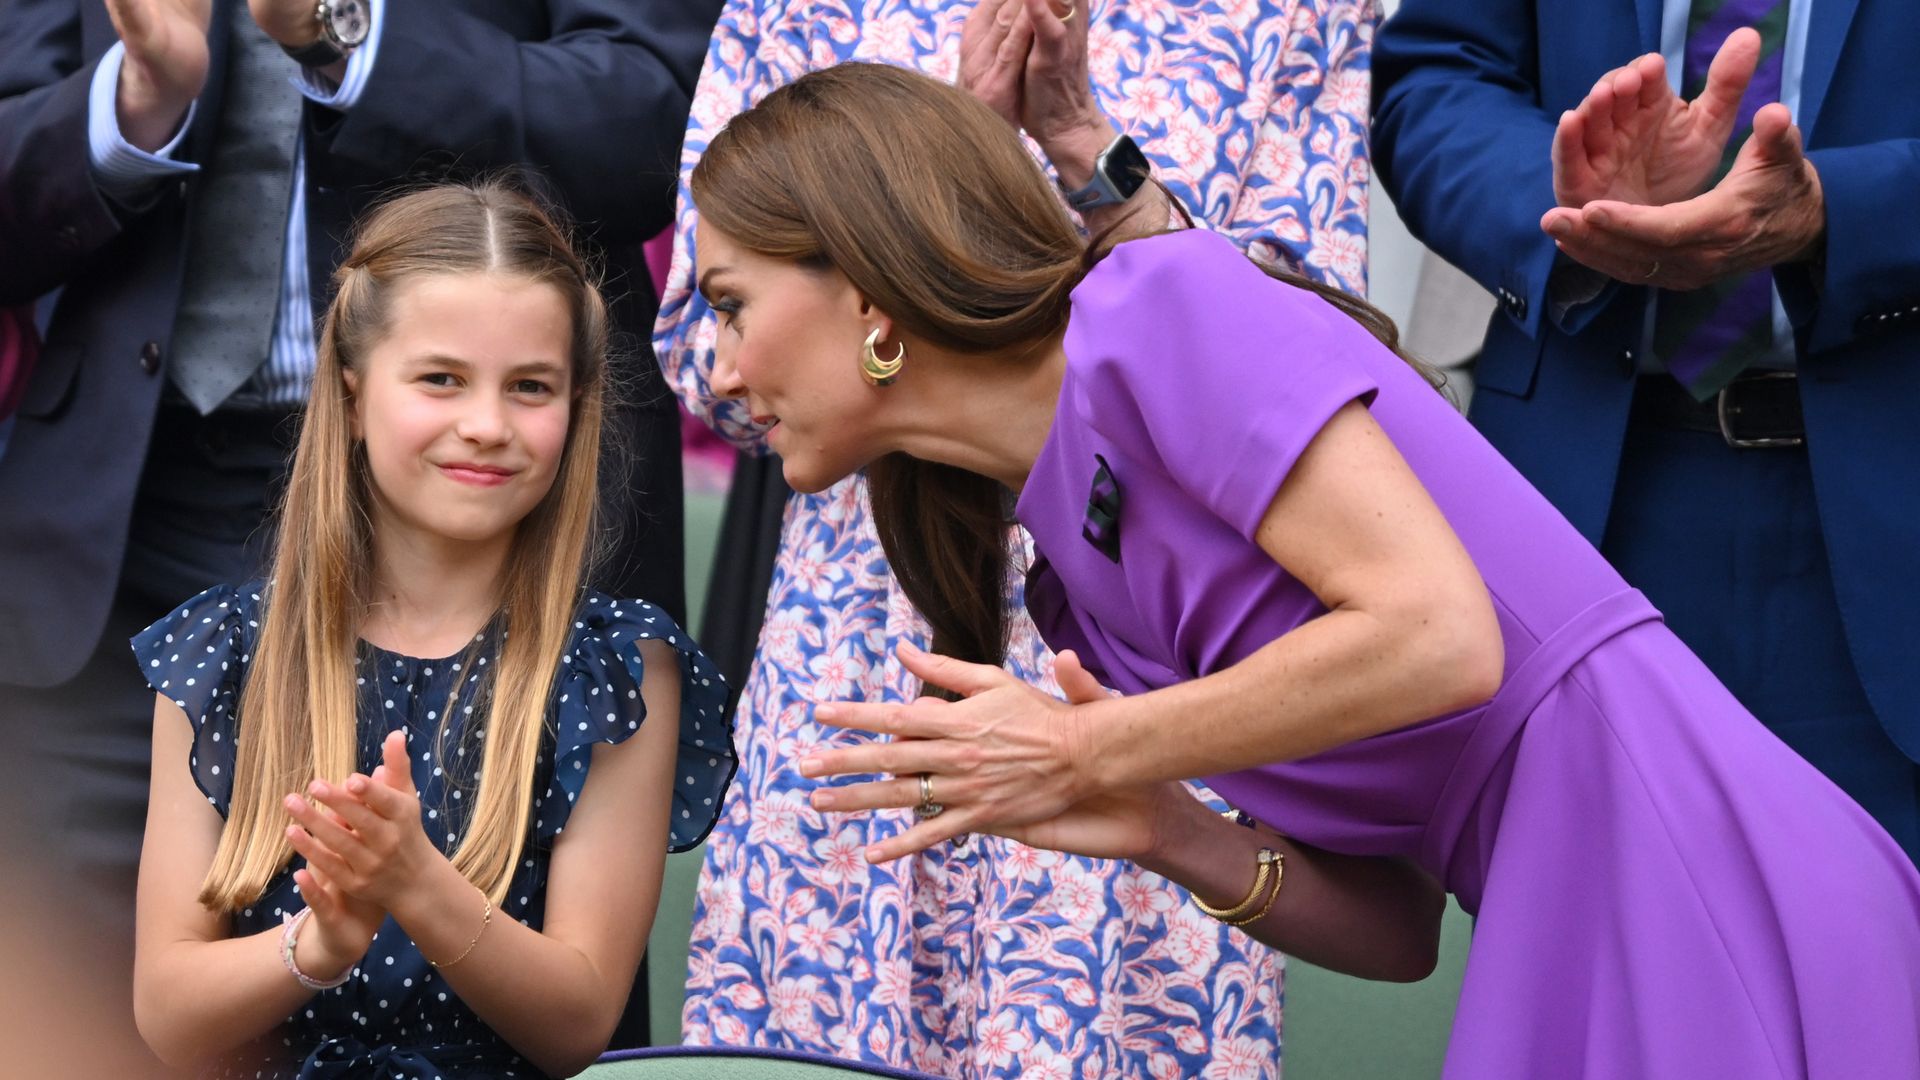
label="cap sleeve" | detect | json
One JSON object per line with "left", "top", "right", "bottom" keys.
{"left": 543, "top": 595, "right": 736, "bottom": 851}
{"left": 130, "top": 582, "right": 262, "bottom": 814}
{"left": 1068, "top": 230, "right": 1382, "bottom": 543}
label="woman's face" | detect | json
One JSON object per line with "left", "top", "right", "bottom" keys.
{"left": 696, "top": 219, "right": 885, "bottom": 494}
{"left": 345, "top": 270, "right": 575, "bottom": 550}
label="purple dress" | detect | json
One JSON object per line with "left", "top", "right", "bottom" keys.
{"left": 1015, "top": 231, "right": 1920, "bottom": 1078}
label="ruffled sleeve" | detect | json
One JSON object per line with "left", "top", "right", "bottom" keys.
{"left": 130, "top": 582, "right": 263, "bottom": 815}
{"left": 540, "top": 594, "right": 736, "bottom": 851}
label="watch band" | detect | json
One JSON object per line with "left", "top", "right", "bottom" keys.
{"left": 280, "top": 35, "right": 346, "bottom": 68}
{"left": 1062, "top": 134, "right": 1146, "bottom": 212}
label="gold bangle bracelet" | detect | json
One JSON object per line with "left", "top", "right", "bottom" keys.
{"left": 428, "top": 885, "right": 491, "bottom": 970}
{"left": 1192, "top": 848, "right": 1282, "bottom": 922}
{"left": 1225, "top": 849, "right": 1285, "bottom": 927}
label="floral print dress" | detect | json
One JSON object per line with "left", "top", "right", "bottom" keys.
{"left": 654, "top": 2, "right": 1376, "bottom": 1076}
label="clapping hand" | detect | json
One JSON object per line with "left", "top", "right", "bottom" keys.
{"left": 282, "top": 731, "right": 437, "bottom": 970}
{"left": 104, "top": 0, "right": 212, "bottom": 151}
{"left": 960, "top": 0, "right": 1117, "bottom": 191}
{"left": 1541, "top": 29, "right": 1825, "bottom": 289}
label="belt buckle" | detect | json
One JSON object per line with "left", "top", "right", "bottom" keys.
{"left": 1715, "top": 371, "right": 1804, "bottom": 450}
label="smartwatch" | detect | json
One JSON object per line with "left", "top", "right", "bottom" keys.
{"left": 1062, "top": 134, "right": 1150, "bottom": 212}
{"left": 281, "top": 0, "right": 372, "bottom": 68}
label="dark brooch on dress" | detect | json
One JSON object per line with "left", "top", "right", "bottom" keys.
{"left": 1082, "top": 454, "right": 1123, "bottom": 564}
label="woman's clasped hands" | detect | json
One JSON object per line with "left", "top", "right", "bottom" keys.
{"left": 802, "top": 642, "right": 1179, "bottom": 865}
{"left": 279, "top": 730, "right": 434, "bottom": 978}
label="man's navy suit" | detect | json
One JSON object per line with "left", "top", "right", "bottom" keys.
{"left": 1374, "top": 0, "right": 1920, "bottom": 856}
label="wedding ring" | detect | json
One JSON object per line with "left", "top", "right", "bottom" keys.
{"left": 914, "top": 773, "right": 944, "bottom": 819}
{"left": 1643, "top": 260, "right": 1661, "bottom": 282}
{"left": 1057, "top": 3, "right": 1077, "bottom": 21}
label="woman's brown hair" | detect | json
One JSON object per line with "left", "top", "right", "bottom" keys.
{"left": 202, "top": 179, "right": 610, "bottom": 911}
{"left": 691, "top": 62, "right": 1431, "bottom": 681}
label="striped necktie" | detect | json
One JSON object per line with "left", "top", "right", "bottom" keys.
{"left": 1650, "top": 0, "right": 1790, "bottom": 400}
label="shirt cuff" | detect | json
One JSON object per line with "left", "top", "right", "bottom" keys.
{"left": 87, "top": 41, "right": 200, "bottom": 205}
{"left": 294, "top": 0, "right": 384, "bottom": 110}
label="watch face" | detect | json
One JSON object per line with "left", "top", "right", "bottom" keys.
{"left": 325, "top": 0, "right": 371, "bottom": 47}
{"left": 1106, "top": 136, "right": 1152, "bottom": 200}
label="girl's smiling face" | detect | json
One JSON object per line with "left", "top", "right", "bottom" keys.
{"left": 346, "top": 270, "right": 575, "bottom": 549}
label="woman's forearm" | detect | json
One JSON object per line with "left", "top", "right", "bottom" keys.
{"left": 1139, "top": 790, "right": 1446, "bottom": 982}
{"left": 390, "top": 859, "right": 640, "bottom": 1077}
{"left": 1074, "top": 600, "right": 1501, "bottom": 796}
{"left": 134, "top": 921, "right": 344, "bottom": 1067}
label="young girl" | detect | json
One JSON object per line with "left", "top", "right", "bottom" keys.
{"left": 130, "top": 181, "right": 735, "bottom": 1079}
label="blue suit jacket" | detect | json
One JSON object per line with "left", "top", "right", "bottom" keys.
{"left": 0, "top": 0, "right": 719, "bottom": 686}
{"left": 1373, "top": 0, "right": 1920, "bottom": 759}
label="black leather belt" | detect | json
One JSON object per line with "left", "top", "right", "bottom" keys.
{"left": 1629, "top": 370, "right": 1805, "bottom": 449}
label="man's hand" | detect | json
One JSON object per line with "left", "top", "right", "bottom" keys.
{"left": 105, "top": 0, "right": 213, "bottom": 152}
{"left": 1551, "top": 30, "right": 1760, "bottom": 211}
{"left": 248, "top": 0, "right": 323, "bottom": 50}
{"left": 1543, "top": 102, "right": 1825, "bottom": 290}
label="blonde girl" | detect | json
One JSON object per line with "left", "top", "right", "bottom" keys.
{"left": 130, "top": 181, "right": 734, "bottom": 1079}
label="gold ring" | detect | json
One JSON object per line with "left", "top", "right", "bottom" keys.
{"left": 914, "top": 774, "right": 943, "bottom": 819}
{"left": 1058, "top": 4, "right": 1077, "bottom": 21}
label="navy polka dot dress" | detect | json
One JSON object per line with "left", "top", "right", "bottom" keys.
{"left": 132, "top": 584, "right": 737, "bottom": 1079}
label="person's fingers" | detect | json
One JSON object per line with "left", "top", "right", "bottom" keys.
{"left": 998, "top": 0, "right": 1036, "bottom": 74}
{"left": 342, "top": 772, "right": 416, "bottom": 823}
{"left": 293, "top": 867, "right": 340, "bottom": 921}
{"left": 810, "top": 774, "right": 958, "bottom": 813}
{"left": 1552, "top": 110, "right": 1595, "bottom": 205}
{"left": 1026, "top": 0, "right": 1079, "bottom": 64}
{"left": 1052, "top": 650, "right": 1109, "bottom": 706}
{"left": 1634, "top": 52, "right": 1670, "bottom": 110}
{"left": 861, "top": 808, "right": 981, "bottom": 863}
{"left": 1698, "top": 28, "right": 1761, "bottom": 131}
{"left": 1744, "top": 102, "right": 1804, "bottom": 166}
{"left": 284, "top": 791, "right": 364, "bottom": 856}
{"left": 1578, "top": 71, "right": 1621, "bottom": 161}
{"left": 806, "top": 699, "right": 948, "bottom": 742}
{"left": 962, "top": 0, "right": 1015, "bottom": 72}
{"left": 379, "top": 730, "right": 415, "bottom": 794}
{"left": 895, "top": 640, "right": 1014, "bottom": 698}
{"left": 303, "top": 781, "right": 389, "bottom": 839}
{"left": 1583, "top": 195, "right": 1722, "bottom": 249}
{"left": 285, "top": 824, "right": 356, "bottom": 884}
{"left": 1609, "top": 64, "right": 1644, "bottom": 132}
{"left": 797, "top": 731, "right": 950, "bottom": 781}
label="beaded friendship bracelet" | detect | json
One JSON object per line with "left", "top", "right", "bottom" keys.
{"left": 280, "top": 908, "right": 354, "bottom": 992}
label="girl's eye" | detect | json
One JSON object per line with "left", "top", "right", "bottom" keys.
{"left": 513, "top": 379, "right": 554, "bottom": 396}
{"left": 421, "top": 372, "right": 459, "bottom": 388}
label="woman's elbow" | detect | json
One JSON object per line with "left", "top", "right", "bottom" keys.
{"left": 1381, "top": 875, "right": 1448, "bottom": 983}
{"left": 1422, "top": 591, "right": 1504, "bottom": 713}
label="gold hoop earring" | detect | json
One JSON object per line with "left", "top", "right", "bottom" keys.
{"left": 860, "top": 327, "right": 906, "bottom": 387}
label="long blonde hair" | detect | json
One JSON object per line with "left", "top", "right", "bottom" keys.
{"left": 200, "top": 180, "right": 610, "bottom": 911}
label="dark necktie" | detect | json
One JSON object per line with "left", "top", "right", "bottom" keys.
{"left": 1651, "top": 0, "right": 1791, "bottom": 399}
{"left": 167, "top": 1, "right": 301, "bottom": 414}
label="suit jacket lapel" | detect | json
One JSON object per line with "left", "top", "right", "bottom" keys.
{"left": 1799, "top": 0, "right": 1862, "bottom": 142}
{"left": 1633, "top": 0, "right": 1664, "bottom": 53}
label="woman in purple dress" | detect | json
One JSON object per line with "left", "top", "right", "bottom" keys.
{"left": 690, "top": 62, "right": 1920, "bottom": 1078}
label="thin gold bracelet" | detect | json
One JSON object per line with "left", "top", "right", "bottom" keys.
{"left": 1192, "top": 848, "right": 1282, "bottom": 923}
{"left": 428, "top": 885, "right": 491, "bottom": 970}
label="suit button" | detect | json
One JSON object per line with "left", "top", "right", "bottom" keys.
{"left": 139, "top": 341, "right": 162, "bottom": 375}
{"left": 1619, "top": 348, "right": 1637, "bottom": 377}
